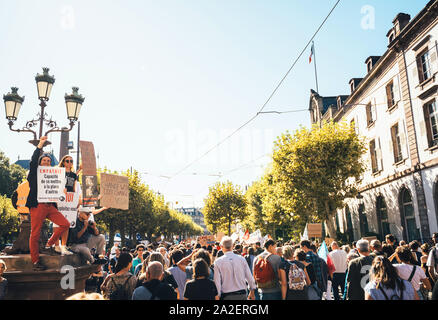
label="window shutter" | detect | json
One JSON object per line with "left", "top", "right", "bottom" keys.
{"left": 416, "top": 56, "right": 425, "bottom": 83}
{"left": 372, "top": 98, "right": 377, "bottom": 121}
{"left": 423, "top": 104, "right": 433, "bottom": 148}
{"left": 400, "top": 120, "right": 408, "bottom": 160}
{"left": 377, "top": 138, "right": 383, "bottom": 171}
{"left": 393, "top": 77, "right": 401, "bottom": 103}
{"left": 431, "top": 50, "right": 437, "bottom": 74}
{"left": 366, "top": 104, "right": 372, "bottom": 124}
{"left": 391, "top": 126, "right": 398, "bottom": 162}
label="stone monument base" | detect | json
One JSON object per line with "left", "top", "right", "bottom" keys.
{"left": 1, "top": 253, "right": 100, "bottom": 300}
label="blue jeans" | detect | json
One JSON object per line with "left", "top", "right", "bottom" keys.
{"left": 259, "top": 290, "right": 281, "bottom": 300}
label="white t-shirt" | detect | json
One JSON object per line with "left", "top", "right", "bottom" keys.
{"left": 394, "top": 263, "right": 426, "bottom": 291}
{"left": 426, "top": 245, "right": 438, "bottom": 271}
{"left": 328, "top": 249, "right": 348, "bottom": 273}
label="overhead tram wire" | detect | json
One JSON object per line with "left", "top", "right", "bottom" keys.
{"left": 169, "top": 0, "right": 342, "bottom": 180}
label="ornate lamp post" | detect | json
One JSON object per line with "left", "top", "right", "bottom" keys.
{"left": 4, "top": 68, "right": 84, "bottom": 147}
{"left": 2, "top": 67, "right": 85, "bottom": 254}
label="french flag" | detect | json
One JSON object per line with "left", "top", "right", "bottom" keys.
{"left": 309, "top": 43, "right": 315, "bottom": 64}
{"left": 318, "top": 241, "right": 336, "bottom": 275}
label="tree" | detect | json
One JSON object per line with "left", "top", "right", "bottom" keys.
{"left": 271, "top": 121, "right": 366, "bottom": 238}
{"left": 0, "top": 151, "right": 26, "bottom": 197}
{"left": 203, "top": 181, "right": 247, "bottom": 236}
{"left": 0, "top": 195, "right": 20, "bottom": 245}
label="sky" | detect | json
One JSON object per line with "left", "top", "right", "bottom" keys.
{"left": 0, "top": 0, "right": 430, "bottom": 208}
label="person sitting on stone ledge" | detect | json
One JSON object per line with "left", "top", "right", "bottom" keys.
{"left": 67, "top": 206, "right": 107, "bottom": 265}
{"left": 0, "top": 259, "right": 8, "bottom": 300}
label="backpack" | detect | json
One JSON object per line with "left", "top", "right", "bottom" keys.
{"left": 288, "top": 262, "right": 307, "bottom": 291}
{"left": 109, "top": 275, "right": 133, "bottom": 300}
{"left": 378, "top": 279, "right": 405, "bottom": 300}
{"left": 253, "top": 254, "right": 275, "bottom": 288}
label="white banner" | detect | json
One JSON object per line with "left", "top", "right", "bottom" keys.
{"left": 37, "top": 166, "right": 66, "bottom": 203}
{"left": 55, "top": 181, "right": 81, "bottom": 228}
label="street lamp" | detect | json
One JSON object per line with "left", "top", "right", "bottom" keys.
{"left": 3, "top": 67, "right": 84, "bottom": 147}
{"left": 2, "top": 67, "right": 85, "bottom": 254}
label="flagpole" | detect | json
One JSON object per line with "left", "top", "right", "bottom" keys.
{"left": 312, "top": 41, "right": 320, "bottom": 94}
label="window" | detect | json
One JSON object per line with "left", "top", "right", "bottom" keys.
{"left": 423, "top": 100, "right": 438, "bottom": 148}
{"left": 386, "top": 81, "right": 395, "bottom": 109}
{"left": 416, "top": 49, "right": 432, "bottom": 83}
{"left": 367, "top": 61, "right": 372, "bottom": 73}
{"left": 370, "top": 139, "right": 378, "bottom": 173}
{"left": 400, "top": 188, "right": 420, "bottom": 242}
{"left": 391, "top": 124, "right": 403, "bottom": 163}
{"left": 350, "top": 83, "right": 355, "bottom": 93}
{"left": 376, "top": 196, "right": 391, "bottom": 240}
{"left": 358, "top": 204, "right": 369, "bottom": 237}
{"left": 366, "top": 103, "right": 375, "bottom": 126}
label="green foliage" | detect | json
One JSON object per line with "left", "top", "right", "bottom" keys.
{"left": 95, "top": 168, "right": 203, "bottom": 248}
{"left": 0, "top": 195, "right": 20, "bottom": 244}
{"left": 0, "top": 151, "right": 27, "bottom": 197}
{"left": 270, "top": 121, "right": 366, "bottom": 238}
{"left": 203, "top": 181, "right": 247, "bottom": 236}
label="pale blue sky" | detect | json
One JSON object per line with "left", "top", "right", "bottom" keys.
{"left": 0, "top": 0, "right": 430, "bottom": 208}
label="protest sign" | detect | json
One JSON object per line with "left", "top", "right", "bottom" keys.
{"left": 306, "top": 223, "right": 323, "bottom": 238}
{"left": 37, "top": 167, "right": 65, "bottom": 203}
{"left": 56, "top": 191, "right": 80, "bottom": 228}
{"left": 198, "top": 235, "right": 215, "bottom": 247}
{"left": 215, "top": 232, "right": 225, "bottom": 242}
{"left": 82, "top": 175, "right": 99, "bottom": 207}
{"left": 100, "top": 173, "right": 129, "bottom": 210}
{"left": 79, "top": 141, "right": 97, "bottom": 176}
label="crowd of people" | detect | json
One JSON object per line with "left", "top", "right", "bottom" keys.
{"left": 74, "top": 231, "right": 438, "bottom": 301}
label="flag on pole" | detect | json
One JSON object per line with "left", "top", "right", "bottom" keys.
{"left": 243, "top": 230, "right": 250, "bottom": 241}
{"left": 309, "top": 42, "right": 315, "bottom": 64}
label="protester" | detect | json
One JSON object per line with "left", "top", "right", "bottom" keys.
{"left": 109, "top": 243, "right": 120, "bottom": 260}
{"left": 410, "top": 241, "right": 423, "bottom": 266}
{"left": 254, "top": 242, "right": 263, "bottom": 256}
{"left": 385, "top": 234, "right": 398, "bottom": 252}
{"left": 109, "top": 246, "right": 121, "bottom": 274}
{"left": 300, "top": 240, "right": 324, "bottom": 297}
{"left": 27, "top": 136, "right": 70, "bottom": 271}
{"left": 426, "top": 233, "right": 438, "bottom": 300}
{"left": 278, "top": 245, "right": 309, "bottom": 300}
{"left": 67, "top": 206, "right": 107, "bottom": 265}
{"left": 101, "top": 252, "right": 137, "bottom": 300}
{"left": 370, "top": 240, "right": 385, "bottom": 257}
{"left": 328, "top": 241, "right": 347, "bottom": 300}
{"left": 130, "top": 244, "right": 146, "bottom": 274}
{"left": 132, "top": 261, "right": 177, "bottom": 300}
{"left": 137, "top": 252, "right": 179, "bottom": 297}
{"left": 341, "top": 245, "right": 351, "bottom": 254}
{"left": 344, "top": 239, "right": 374, "bottom": 300}
{"left": 177, "top": 248, "right": 214, "bottom": 281}
{"left": 134, "top": 251, "right": 150, "bottom": 276}
{"left": 183, "top": 258, "right": 219, "bottom": 300}
{"left": 364, "top": 256, "right": 418, "bottom": 300}
{"left": 0, "top": 260, "right": 7, "bottom": 300}
{"left": 245, "top": 247, "right": 257, "bottom": 275}
{"left": 167, "top": 249, "right": 187, "bottom": 300}
{"left": 158, "top": 246, "right": 170, "bottom": 267}
{"left": 253, "top": 239, "right": 282, "bottom": 300}
{"left": 53, "top": 155, "right": 81, "bottom": 256}
{"left": 214, "top": 236, "right": 256, "bottom": 300}
{"left": 393, "top": 246, "right": 430, "bottom": 300}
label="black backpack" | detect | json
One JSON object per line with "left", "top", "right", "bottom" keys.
{"left": 378, "top": 279, "right": 405, "bottom": 300}
{"left": 109, "top": 275, "right": 133, "bottom": 300}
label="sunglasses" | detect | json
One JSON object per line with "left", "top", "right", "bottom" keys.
{"left": 64, "top": 159, "right": 73, "bottom": 163}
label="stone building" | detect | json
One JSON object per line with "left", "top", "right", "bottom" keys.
{"left": 309, "top": 0, "right": 438, "bottom": 242}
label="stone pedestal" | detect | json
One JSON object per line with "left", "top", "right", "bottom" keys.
{"left": 1, "top": 253, "right": 100, "bottom": 300}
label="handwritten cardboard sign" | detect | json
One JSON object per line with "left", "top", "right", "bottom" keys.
{"left": 100, "top": 173, "right": 129, "bottom": 210}
{"left": 82, "top": 175, "right": 99, "bottom": 207}
{"left": 80, "top": 141, "right": 97, "bottom": 176}
{"left": 37, "top": 167, "right": 65, "bottom": 203}
{"left": 307, "top": 223, "right": 323, "bottom": 238}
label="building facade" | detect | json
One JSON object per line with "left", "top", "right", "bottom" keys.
{"left": 176, "top": 207, "right": 208, "bottom": 234}
{"left": 309, "top": 0, "right": 438, "bottom": 242}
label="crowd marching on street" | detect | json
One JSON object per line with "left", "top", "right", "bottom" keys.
{"left": 63, "top": 231, "right": 438, "bottom": 301}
